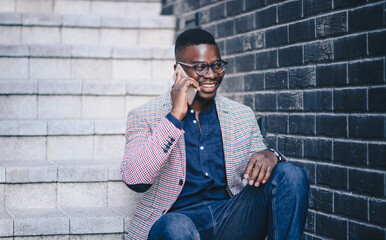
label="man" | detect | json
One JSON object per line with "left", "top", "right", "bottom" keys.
{"left": 121, "top": 28, "right": 309, "bottom": 240}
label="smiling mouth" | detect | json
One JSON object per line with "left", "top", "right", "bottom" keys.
{"left": 201, "top": 83, "right": 216, "bottom": 88}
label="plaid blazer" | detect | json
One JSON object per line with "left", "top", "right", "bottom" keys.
{"left": 121, "top": 91, "right": 266, "bottom": 240}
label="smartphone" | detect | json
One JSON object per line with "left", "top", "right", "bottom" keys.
{"left": 173, "top": 64, "right": 197, "bottom": 105}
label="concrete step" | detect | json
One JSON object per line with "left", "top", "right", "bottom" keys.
{"left": 0, "top": 0, "right": 162, "bottom": 17}
{"left": 0, "top": 12, "right": 175, "bottom": 47}
{"left": 0, "top": 44, "right": 175, "bottom": 81}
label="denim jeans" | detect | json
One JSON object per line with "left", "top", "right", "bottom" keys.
{"left": 148, "top": 162, "right": 309, "bottom": 240}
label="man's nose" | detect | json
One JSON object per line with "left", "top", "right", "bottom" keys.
{"left": 203, "top": 66, "right": 217, "bottom": 79}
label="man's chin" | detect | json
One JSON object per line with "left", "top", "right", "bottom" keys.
{"left": 195, "top": 91, "right": 217, "bottom": 102}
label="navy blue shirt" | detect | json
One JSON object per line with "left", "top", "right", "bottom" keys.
{"left": 166, "top": 101, "right": 229, "bottom": 211}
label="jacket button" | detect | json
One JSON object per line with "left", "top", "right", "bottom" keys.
{"left": 179, "top": 179, "right": 183, "bottom": 185}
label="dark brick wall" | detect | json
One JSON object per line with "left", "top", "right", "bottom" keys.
{"left": 162, "top": 0, "right": 386, "bottom": 239}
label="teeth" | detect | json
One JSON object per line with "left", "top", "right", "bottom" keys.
{"left": 202, "top": 84, "right": 215, "bottom": 87}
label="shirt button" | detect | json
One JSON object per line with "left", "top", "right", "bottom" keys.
{"left": 204, "top": 172, "right": 209, "bottom": 177}
{"left": 190, "top": 109, "right": 194, "bottom": 113}
{"left": 179, "top": 179, "right": 183, "bottom": 185}
{"left": 200, "top": 146, "right": 204, "bottom": 150}
{"left": 193, "top": 120, "right": 197, "bottom": 124}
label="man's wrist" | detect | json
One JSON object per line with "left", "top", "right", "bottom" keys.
{"left": 166, "top": 112, "right": 183, "bottom": 129}
{"left": 265, "top": 148, "right": 286, "bottom": 162}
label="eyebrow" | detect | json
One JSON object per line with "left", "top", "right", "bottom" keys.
{"left": 191, "top": 59, "right": 221, "bottom": 64}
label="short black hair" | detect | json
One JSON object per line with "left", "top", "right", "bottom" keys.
{"left": 175, "top": 28, "right": 217, "bottom": 57}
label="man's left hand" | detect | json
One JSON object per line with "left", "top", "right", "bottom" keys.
{"left": 243, "top": 150, "right": 279, "bottom": 187}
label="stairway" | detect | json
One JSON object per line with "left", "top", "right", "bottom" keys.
{"left": 0, "top": 0, "right": 175, "bottom": 239}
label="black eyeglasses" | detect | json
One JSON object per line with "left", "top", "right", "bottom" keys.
{"left": 178, "top": 60, "right": 228, "bottom": 77}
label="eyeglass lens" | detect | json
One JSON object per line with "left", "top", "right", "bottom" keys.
{"left": 195, "top": 61, "right": 226, "bottom": 75}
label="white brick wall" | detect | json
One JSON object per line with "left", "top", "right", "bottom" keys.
{"left": 58, "top": 182, "right": 107, "bottom": 208}
{"left": 62, "top": 28, "right": 99, "bottom": 45}
{"left": 0, "top": 58, "right": 28, "bottom": 79}
{"left": 82, "top": 96, "right": 126, "bottom": 119}
{"left": 108, "top": 181, "right": 141, "bottom": 207}
{"left": 30, "top": 58, "right": 71, "bottom": 80}
{"left": 2, "top": 161, "right": 57, "bottom": 183}
{"left": 22, "top": 27, "right": 61, "bottom": 45}
{"left": 7, "top": 183, "right": 57, "bottom": 209}
{"left": 16, "top": 0, "right": 53, "bottom": 14}
{"left": 0, "top": 0, "right": 15, "bottom": 12}
{"left": 0, "top": 26, "right": 20, "bottom": 44}
{"left": 38, "top": 96, "right": 81, "bottom": 119}
{"left": 100, "top": 29, "right": 138, "bottom": 47}
{"left": 72, "top": 59, "right": 112, "bottom": 80}
{"left": 94, "top": 135, "right": 125, "bottom": 162}
{"left": 90, "top": 1, "right": 127, "bottom": 16}
{"left": 54, "top": 1, "right": 90, "bottom": 15}
{"left": 47, "top": 136, "right": 93, "bottom": 161}
{"left": 112, "top": 59, "right": 152, "bottom": 81}
{"left": 0, "top": 137, "right": 46, "bottom": 161}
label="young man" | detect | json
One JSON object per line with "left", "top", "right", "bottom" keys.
{"left": 121, "top": 28, "right": 309, "bottom": 240}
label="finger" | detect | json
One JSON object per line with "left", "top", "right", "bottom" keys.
{"left": 249, "top": 162, "right": 262, "bottom": 186}
{"left": 262, "top": 167, "right": 272, "bottom": 184}
{"left": 255, "top": 164, "right": 268, "bottom": 187}
{"left": 244, "top": 159, "right": 255, "bottom": 179}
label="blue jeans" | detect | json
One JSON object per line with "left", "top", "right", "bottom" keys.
{"left": 148, "top": 162, "right": 309, "bottom": 240}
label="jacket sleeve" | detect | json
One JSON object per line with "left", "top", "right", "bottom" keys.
{"left": 248, "top": 109, "right": 267, "bottom": 155}
{"left": 120, "top": 110, "right": 184, "bottom": 187}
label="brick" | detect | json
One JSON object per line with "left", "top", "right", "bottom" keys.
{"left": 289, "top": 19, "right": 315, "bottom": 43}
{"left": 0, "top": 45, "right": 29, "bottom": 57}
{"left": 102, "top": 29, "right": 138, "bottom": 48}
{"left": 30, "top": 44, "right": 71, "bottom": 57}
{"left": 334, "top": 34, "right": 366, "bottom": 60}
{"left": 72, "top": 59, "right": 112, "bottom": 80}
{"left": 369, "top": 144, "right": 386, "bottom": 169}
{"left": 140, "top": 16, "right": 175, "bottom": 29}
{"left": 16, "top": 0, "right": 53, "bottom": 13}
{"left": 217, "top": 20, "right": 234, "bottom": 38}
{"left": 226, "top": 0, "right": 244, "bottom": 16}
{"left": 304, "top": 138, "right": 332, "bottom": 160}
{"left": 225, "top": 36, "right": 244, "bottom": 55}
{"left": 293, "top": 161, "right": 316, "bottom": 184}
{"left": 349, "top": 116, "right": 385, "bottom": 139}
{"left": 224, "top": 57, "right": 235, "bottom": 74}
{"left": 0, "top": 58, "right": 28, "bottom": 80}
{"left": 244, "top": 73, "right": 264, "bottom": 91}
{"left": 244, "top": 31, "right": 264, "bottom": 51}
{"left": 54, "top": 1, "right": 91, "bottom": 15}
{"left": 102, "top": 16, "right": 138, "bottom": 28}
{"left": 7, "top": 183, "right": 56, "bottom": 209}
{"left": 55, "top": 161, "right": 107, "bottom": 182}
{"left": 0, "top": 210, "right": 12, "bottom": 237}
{"left": 370, "top": 199, "right": 386, "bottom": 225}
{"left": 245, "top": 0, "right": 265, "bottom": 10}
{"left": 221, "top": 76, "right": 244, "bottom": 94}
{"left": 82, "top": 96, "right": 126, "bottom": 119}
{"left": 304, "top": 40, "right": 333, "bottom": 63}
{"left": 0, "top": 12, "right": 21, "bottom": 25}
{"left": 0, "top": 26, "right": 21, "bottom": 45}
{"left": 48, "top": 120, "right": 94, "bottom": 135}
{"left": 279, "top": 45, "right": 302, "bottom": 67}
{"left": 278, "top": 136, "right": 302, "bottom": 158}
{"left": 265, "top": 114, "right": 288, "bottom": 134}
{"left": 263, "top": 136, "right": 276, "bottom": 149}
{"left": 125, "top": 96, "right": 153, "bottom": 112}
{"left": 369, "top": 30, "right": 386, "bottom": 55}
{"left": 151, "top": 59, "right": 175, "bottom": 81}
{"left": 0, "top": 120, "right": 47, "bottom": 136}
{"left": 3, "top": 160, "right": 57, "bottom": 183}
{"left": 91, "top": 0, "right": 126, "bottom": 16}
{"left": 108, "top": 181, "right": 141, "bottom": 207}
{"left": 210, "top": 3, "right": 226, "bottom": 21}
{"left": 349, "top": 169, "right": 384, "bottom": 197}
{"left": 94, "top": 135, "right": 125, "bottom": 162}
{"left": 265, "top": 26, "right": 288, "bottom": 48}
{"left": 316, "top": 214, "right": 347, "bottom": 239}
{"left": 139, "top": 29, "right": 174, "bottom": 47}
{"left": 348, "top": 60, "right": 384, "bottom": 85}
{"left": 235, "top": 13, "right": 254, "bottom": 34}
{"left": 316, "top": 115, "right": 347, "bottom": 137}
{"left": 255, "top": 93, "right": 276, "bottom": 111}
{"left": 278, "top": 0, "right": 302, "bottom": 23}
{"left": 334, "top": 88, "right": 367, "bottom": 112}
{"left": 30, "top": 58, "right": 71, "bottom": 80}
{"left": 256, "top": 50, "right": 278, "bottom": 70}
{"left": 125, "top": 2, "right": 162, "bottom": 17}
{"left": 317, "top": 164, "right": 347, "bottom": 190}
{"left": 265, "top": 71, "right": 288, "bottom": 90}
{"left": 316, "top": 12, "right": 347, "bottom": 37}
{"left": 255, "top": 5, "right": 277, "bottom": 29}
{"left": 95, "top": 120, "right": 125, "bottom": 135}
{"left": 83, "top": 81, "right": 125, "bottom": 95}
{"left": 71, "top": 45, "right": 111, "bottom": 58}
{"left": 22, "top": 27, "right": 60, "bottom": 44}
{"left": 309, "top": 187, "right": 333, "bottom": 212}
{"left": 0, "top": 96, "right": 37, "bottom": 119}
{"left": 38, "top": 80, "right": 82, "bottom": 95}
{"left": 62, "top": 28, "right": 99, "bottom": 45}
{"left": 0, "top": 0, "right": 15, "bottom": 12}
{"left": 59, "top": 182, "right": 107, "bottom": 208}
{"left": 22, "top": 13, "right": 61, "bottom": 26}
{"left": 303, "top": 0, "right": 332, "bottom": 17}
{"left": 349, "top": 222, "right": 384, "bottom": 240}
{"left": 334, "top": 0, "right": 366, "bottom": 8}
{"left": 126, "top": 81, "right": 170, "bottom": 96}
{"left": 316, "top": 63, "right": 347, "bottom": 86}
{"left": 304, "top": 90, "right": 333, "bottom": 111}
{"left": 289, "top": 115, "right": 315, "bottom": 135}
{"left": 38, "top": 96, "right": 81, "bottom": 119}
{"left": 304, "top": 211, "right": 315, "bottom": 232}
{"left": 349, "top": 3, "right": 384, "bottom": 33}
{"left": 47, "top": 136, "right": 93, "bottom": 161}
{"left": 113, "top": 59, "right": 152, "bottom": 81}
{"left": 335, "top": 192, "right": 368, "bottom": 221}
{"left": 289, "top": 67, "right": 316, "bottom": 89}
{"left": 334, "top": 141, "right": 367, "bottom": 166}
{"left": 235, "top": 53, "right": 255, "bottom": 72}
{"left": 278, "top": 92, "right": 303, "bottom": 111}
{"left": 0, "top": 137, "right": 46, "bottom": 161}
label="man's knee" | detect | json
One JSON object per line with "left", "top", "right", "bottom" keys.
{"left": 148, "top": 213, "right": 200, "bottom": 240}
{"left": 273, "top": 162, "right": 309, "bottom": 195}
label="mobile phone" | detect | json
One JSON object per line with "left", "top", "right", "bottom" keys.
{"left": 173, "top": 64, "right": 197, "bottom": 105}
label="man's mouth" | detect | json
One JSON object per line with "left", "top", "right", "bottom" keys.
{"left": 199, "top": 82, "right": 217, "bottom": 92}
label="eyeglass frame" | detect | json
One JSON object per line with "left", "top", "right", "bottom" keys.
{"left": 177, "top": 60, "right": 228, "bottom": 77}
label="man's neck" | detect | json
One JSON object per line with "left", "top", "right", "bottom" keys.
{"left": 190, "top": 98, "right": 214, "bottom": 115}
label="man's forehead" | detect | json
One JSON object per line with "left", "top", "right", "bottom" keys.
{"left": 176, "top": 44, "right": 220, "bottom": 61}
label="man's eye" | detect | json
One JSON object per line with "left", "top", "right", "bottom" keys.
{"left": 196, "top": 64, "right": 207, "bottom": 71}
{"left": 213, "top": 63, "right": 222, "bottom": 69}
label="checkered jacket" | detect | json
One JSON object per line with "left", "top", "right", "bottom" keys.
{"left": 121, "top": 91, "right": 266, "bottom": 240}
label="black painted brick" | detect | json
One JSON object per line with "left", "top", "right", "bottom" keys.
{"left": 245, "top": 0, "right": 266, "bottom": 11}
{"left": 225, "top": 36, "right": 244, "bottom": 55}
{"left": 266, "top": 114, "right": 288, "bottom": 134}
{"left": 220, "top": 75, "right": 244, "bottom": 92}
{"left": 349, "top": 116, "right": 385, "bottom": 139}
{"left": 370, "top": 199, "right": 386, "bottom": 226}
{"left": 235, "top": 13, "right": 255, "bottom": 34}
{"left": 349, "top": 169, "right": 384, "bottom": 197}
{"left": 267, "top": 0, "right": 286, "bottom": 4}
{"left": 217, "top": 20, "right": 234, "bottom": 38}
{"left": 265, "top": 71, "right": 288, "bottom": 90}
{"left": 349, "top": 222, "right": 384, "bottom": 240}
{"left": 244, "top": 73, "right": 264, "bottom": 91}
{"left": 316, "top": 12, "right": 347, "bottom": 37}
{"left": 317, "top": 164, "right": 347, "bottom": 189}
{"left": 369, "top": 30, "right": 386, "bottom": 56}
{"left": 255, "top": 5, "right": 277, "bottom": 29}
{"left": 264, "top": 135, "right": 277, "bottom": 149}
{"left": 244, "top": 31, "right": 265, "bottom": 51}
{"left": 334, "top": 88, "right": 367, "bottom": 112}
{"left": 349, "top": 3, "right": 384, "bottom": 33}
{"left": 223, "top": 57, "right": 234, "bottom": 74}
{"left": 289, "top": 67, "right": 316, "bottom": 89}
{"left": 316, "top": 115, "right": 347, "bottom": 137}
{"left": 316, "top": 214, "right": 348, "bottom": 239}
{"left": 226, "top": 0, "right": 244, "bottom": 17}
{"left": 289, "top": 19, "right": 315, "bottom": 43}
{"left": 289, "top": 115, "right": 315, "bottom": 135}
{"left": 349, "top": 60, "right": 384, "bottom": 85}
{"left": 334, "top": 141, "right": 367, "bottom": 166}
{"left": 235, "top": 53, "right": 255, "bottom": 72}
{"left": 241, "top": 94, "right": 254, "bottom": 110}
{"left": 304, "top": 40, "right": 333, "bottom": 63}
{"left": 334, "top": 0, "right": 366, "bottom": 8}
{"left": 278, "top": 136, "right": 303, "bottom": 157}
{"left": 305, "top": 211, "right": 316, "bottom": 232}
{"left": 334, "top": 34, "right": 367, "bottom": 60}
{"left": 304, "top": 90, "right": 333, "bottom": 112}
{"left": 278, "top": 92, "right": 303, "bottom": 111}
{"left": 279, "top": 45, "right": 303, "bottom": 67}
{"left": 304, "top": 138, "right": 332, "bottom": 160}
{"left": 335, "top": 193, "right": 368, "bottom": 221}
{"left": 369, "top": 143, "right": 386, "bottom": 170}
{"left": 203, "top": 25, "right": 216, "bottom": 39}
{"left": 265, "top": 25, "right": 288, "bottom": 48}
{"left": 255, "top": 93, "right": 277, "bottom": 111}
{"left": 255, "top": 50, "right": 278, "bottom": 70}
{"left": 316, "top": 63, "right": 347, "bottom": 86}
{"left": 210, "top": 3, "right": 226, "bottom": 21}
{"left": 309, "top": 187, "right": 333, "bottom": 212}
{"left": 293, "top": 161, "right": 316, "bottom": 184}
{"left": 303, "top": 0, "right": 333, "bottom": 17}
{"left": 278, "top": 0, "right": 302, "bottom": 23}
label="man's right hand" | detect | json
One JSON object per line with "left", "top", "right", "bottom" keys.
{"left": 170, "top": 70, "right": 200, "bottom": 121}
